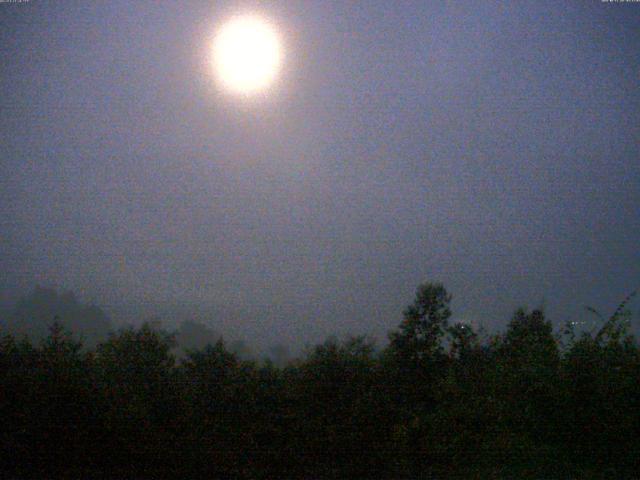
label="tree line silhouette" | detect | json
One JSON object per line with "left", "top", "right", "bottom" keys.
{"left": 1, "top": 282, "right": 638, "bottom": 479}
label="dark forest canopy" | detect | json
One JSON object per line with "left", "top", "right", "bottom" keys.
{"left": 1, "top": 282, "right": 638, "bottom": 479}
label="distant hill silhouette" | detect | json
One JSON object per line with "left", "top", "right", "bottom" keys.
{"left": 3, "top": 286, "right": 112, "bottom": 347}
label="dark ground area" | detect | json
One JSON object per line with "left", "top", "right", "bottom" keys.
{"left": 1, "top": 282, "right": 638, "bottom": 479}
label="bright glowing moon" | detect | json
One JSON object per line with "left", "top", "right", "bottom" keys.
{"left": 212, "top": 16, "right": 282, "bottom": 94}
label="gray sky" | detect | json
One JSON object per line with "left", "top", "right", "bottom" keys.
{"left": 1, "top": 1, "right": 639, "bottom": 348}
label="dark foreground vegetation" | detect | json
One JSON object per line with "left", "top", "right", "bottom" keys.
{"left": 1, "top": 283, "right": 638, "bottom": 479}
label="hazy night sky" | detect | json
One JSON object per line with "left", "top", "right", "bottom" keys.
{"left": 1, "top": 1, "right": 639, "bottom": 348}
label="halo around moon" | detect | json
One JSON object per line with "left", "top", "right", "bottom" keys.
{"left": 212, "top": 15, "right": 282, "bottom": 94}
